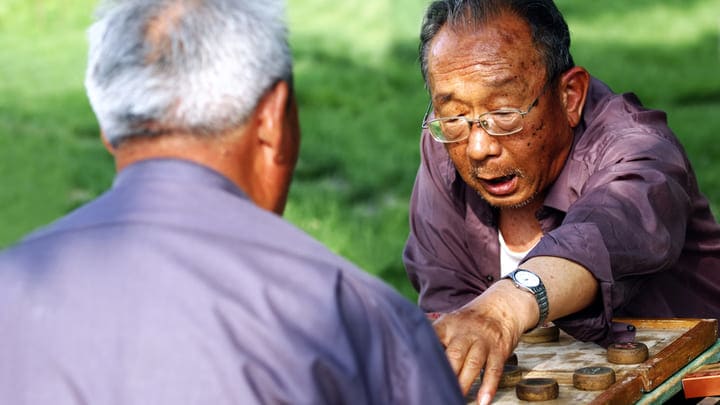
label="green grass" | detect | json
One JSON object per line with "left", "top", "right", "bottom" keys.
{"left": 1, "top": 0, "right": 718, "bottom": 301}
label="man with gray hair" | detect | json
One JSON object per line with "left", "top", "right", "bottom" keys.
{"left": 0, "top": 1, "right": 463, "bottom": 404}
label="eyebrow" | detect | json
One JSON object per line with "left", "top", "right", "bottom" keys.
{"left": 432, "top": 93, "right": 455, "bottom": 105}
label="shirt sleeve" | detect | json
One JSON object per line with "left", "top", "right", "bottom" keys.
{"left": 336, "top": 271, "right": 464, "bottom": 405}
{"left": 403, "top": 131, "right": 490, "bottom": 313}
{"left": 524, "top": 122, "right": 693, "bottom": 345}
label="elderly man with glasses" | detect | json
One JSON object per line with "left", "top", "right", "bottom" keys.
{"left": 403, "top": 0, "right": 720, "bottom": 404}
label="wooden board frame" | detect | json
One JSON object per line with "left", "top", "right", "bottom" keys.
{"left": 591, "top": 318, "right": 718, "bottom": 405}
{"left": 468, "top": 318, "right": 718, "bottom": 405}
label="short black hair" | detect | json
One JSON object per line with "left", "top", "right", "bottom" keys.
{"left": 419, "top": 0, "right": 574, "bottom": 86}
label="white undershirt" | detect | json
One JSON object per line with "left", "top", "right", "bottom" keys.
{"left": 498, "top": 231, "right": 537, "bottom": 277}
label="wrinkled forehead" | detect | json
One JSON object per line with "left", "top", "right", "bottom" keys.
{"left": 426, "top": 15, "right": 545, "bottom": 95}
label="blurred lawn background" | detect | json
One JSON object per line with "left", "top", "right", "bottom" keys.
{"left": 1, "top": 0, "right": 718, "bottom": 300}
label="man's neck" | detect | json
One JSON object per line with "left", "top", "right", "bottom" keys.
{"left": 498, "top": 198, "right": 544, "bottom": 252}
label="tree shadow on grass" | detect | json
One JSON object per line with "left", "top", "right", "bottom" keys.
{"left": 292, "top": 36, "right": 428, "bottom": 204}
{"left": 557, "top": 0, "right": 714, "bottom": 21}
{"left": 573, "top": 32, "right": 719, "bottom": 105}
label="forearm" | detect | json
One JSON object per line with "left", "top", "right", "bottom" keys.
{"left": 514, "top": 256, "right": 598, "bottom": 330}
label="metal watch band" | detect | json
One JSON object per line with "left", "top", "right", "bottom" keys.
{"left": 505, "top": 269, "right": 550, "bottom": 328}
{"left": 533, "top": 281, "right": 549, "bottom": 327}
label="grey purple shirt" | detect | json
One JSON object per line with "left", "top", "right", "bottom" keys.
{"left": 0, "top": 159, "right": 463, "bottom": 405}
{"left": 404, "top": 78, "right": 720, "bottom": 345}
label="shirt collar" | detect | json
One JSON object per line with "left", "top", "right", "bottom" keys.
{"left": 113, "top": 158, "right": 248, "bottom": 200}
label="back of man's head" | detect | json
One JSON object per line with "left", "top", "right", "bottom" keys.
{"left": 85, "top": 0, "right": 292, "bottom": 148}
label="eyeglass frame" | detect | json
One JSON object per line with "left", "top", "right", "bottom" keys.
{"left": 421, "top": 81, "right": 551, "bottom": 143}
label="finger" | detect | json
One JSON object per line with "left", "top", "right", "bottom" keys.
{"left": 475, "top": 357, "right": 504, "bottom": 405}
{"left": 457, "top": 341, "right": 487, "bottom": 395}
{"left": 444, "top": 335, "right": 472, "bottom": 376}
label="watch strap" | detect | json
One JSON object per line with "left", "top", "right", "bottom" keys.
{"left": 505, "top": 269, "right": 549, "bottom": 328}
{"left": 533, "top": 280, "right": 549, "bottom": 327}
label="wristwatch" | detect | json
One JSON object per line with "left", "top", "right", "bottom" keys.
{"left": 504, "top": 269, "right": 549, "bottom": 328}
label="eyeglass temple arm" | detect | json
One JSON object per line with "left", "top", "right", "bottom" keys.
{"left": 421, "top": 101, "right": 434, "bottom": 128}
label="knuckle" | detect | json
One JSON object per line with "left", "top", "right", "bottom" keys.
{"left": 463, "top": 355, "right": 485, "bottom": 370}
{"left": 483, "top": 365, "right": 504, "bottom": 376}
{"left": 445, "top": 345, "right": 466, "bottom": 361}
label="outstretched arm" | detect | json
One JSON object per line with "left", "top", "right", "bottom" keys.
{"left": 433, "top": 256, "right": 598, "bottom": 405}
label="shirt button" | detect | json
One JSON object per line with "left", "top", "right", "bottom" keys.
{"left": 486, "top": 275, "right": 495, "bottom": 282}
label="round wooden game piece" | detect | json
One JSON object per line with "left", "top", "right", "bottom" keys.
{"left": 498, "top": 364, "right": 523, "bottom": 388}
{"left": 573, "top": 366, "right": 616, "bottom": 391}
{"left": 607, "top": 342, "right": 649, "bottom": 364}
{"left": 520, "top": 324, "right": 560, "bottom": 343}
{"left": 516, "top": 378, "right": 559, "bottom": 401}
{"left": 506, "top": 352, "right": 519, "bottom": 366}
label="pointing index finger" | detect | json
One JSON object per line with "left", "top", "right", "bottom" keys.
{"left": 476, "top": 356, "right": 504, "bottom": 405}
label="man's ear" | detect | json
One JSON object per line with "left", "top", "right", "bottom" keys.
{"left": 559, "top": 66, "right": 590, "bottom": 128}
{"left": 248, "top": 79, "right": 300, "bottom": 215}
{"left": 255, "top": 80, "right": 300, "bottom": 167}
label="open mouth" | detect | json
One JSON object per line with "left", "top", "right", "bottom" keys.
{"left": 485, "top": 174, "right": 516, "bottom": 185}
{"left": 479, "top": 173, "right": 518, "bottom": 196}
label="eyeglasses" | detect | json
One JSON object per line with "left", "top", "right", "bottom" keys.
{"left": 421, "top": 84, "right": 548, "bottom": 143}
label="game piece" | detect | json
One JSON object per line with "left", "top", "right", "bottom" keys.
{"left": 682, "top": 362, "right": 720, "bottom": 398}
{"left": 573, "top": 366, "right": 616, "bottom": 390}
{"left": 498, "top": 364, "right": 523, "bottom": 388}
{"left": 520, "top": 324, "right": 559, "bottom": 343}
{"left": 516, "top": 378, "right": 559, "bottom": 401}
{"left": 606, "top": 341, "right": 649, "bottom": 364}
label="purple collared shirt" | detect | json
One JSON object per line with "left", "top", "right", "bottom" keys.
{"left": 0, "top": 159, "right": 463, "bottom": 405}
{"left": 404, "top": 78, "right": 720, "bottom": 345}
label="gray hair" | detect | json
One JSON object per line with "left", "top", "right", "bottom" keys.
{"left": 419, "top": 0, "right": 574, "bottom": 87}
{"left": 85, "top": 0, "right": 292, "bottom": 146}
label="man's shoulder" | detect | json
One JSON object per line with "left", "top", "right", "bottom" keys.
{"left": 574, "top": 76, "right": 681, "bottom": 163}
{"left": 0, "top": 170, "right": 409, "bottom": 315}
{"left": 582, "top": 77, "right": 673, "bottom": 139}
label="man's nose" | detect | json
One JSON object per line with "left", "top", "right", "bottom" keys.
{"left": 466, "top": 124, "right": 501, "bottom": 161}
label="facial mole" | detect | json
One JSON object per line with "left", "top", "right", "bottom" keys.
{"left": 499, "top": 31, "right": 516, "bottom": 45}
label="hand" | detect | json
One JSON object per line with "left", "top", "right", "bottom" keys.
{"left": 432, "top": 282, "right": 534, "bottom": 405}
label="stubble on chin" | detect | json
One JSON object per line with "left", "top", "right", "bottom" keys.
{"left": 473, "top": 188, "right": 539, "bottom": 209}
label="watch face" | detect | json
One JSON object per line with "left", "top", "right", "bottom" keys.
{"left": 515, "top": 270, "right": 540, "bottom": 287}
